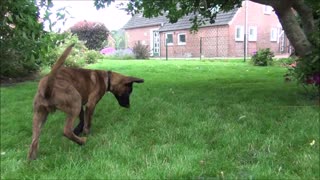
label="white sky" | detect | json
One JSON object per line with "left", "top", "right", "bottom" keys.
{"left": 45, "top": 0, "right": 131, "bottom": 32}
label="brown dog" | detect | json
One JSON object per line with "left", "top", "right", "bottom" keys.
{"left": 28, "top": 44, "right": 144, "bottom": 160}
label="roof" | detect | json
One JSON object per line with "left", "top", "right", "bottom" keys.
{"left": 123, "top": 9, "right": 238, "bottom": 31}
{"left": 123, "top": 14, "right": 168, "bottom": 29}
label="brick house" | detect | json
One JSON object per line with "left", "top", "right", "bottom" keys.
{"left": 123, "top": 1, "right": 290, "bottom": 58}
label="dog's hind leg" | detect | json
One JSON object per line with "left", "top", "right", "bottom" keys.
{"left": 62, "top": 99, "right": 86, "bottom": 145}
{"left": 73, "top": 107, "right": 85, "bottom": 136}
{"left": 63, "top": 113, "right": 87, "bottom": 145}
{"left": 28, "top": 107, "right": 48, "bottom": 160}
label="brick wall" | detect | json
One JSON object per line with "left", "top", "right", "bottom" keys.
{"left": 159, "top": 25, "right": 229, "bottom": 58}
{"left": 125, "top": 25, "right": 160, "bottom": 52}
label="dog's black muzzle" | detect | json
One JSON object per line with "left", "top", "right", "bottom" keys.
{"left": 114, "top": 94, "right": 130, "bottom": 108}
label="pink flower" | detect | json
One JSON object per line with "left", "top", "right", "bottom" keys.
{"left": 100, "top": 47, "right": 116, "bottom": 55}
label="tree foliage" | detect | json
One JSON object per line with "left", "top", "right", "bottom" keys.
{"left": 111, "top": 30, "right": 126, "bottom": 49}
{"left": 70, "top": 21, "right": 109, "bottom": 50}
{"left": 0, "top": 0, "right": 67, "bottom": 77}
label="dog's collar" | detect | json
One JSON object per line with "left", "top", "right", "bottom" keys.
{"left": 106, "top": 71, "right": 112, "bottom": 92}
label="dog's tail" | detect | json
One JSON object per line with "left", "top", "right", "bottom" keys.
{"left": 44, "top": 43, "right": 75, "bottom": 98}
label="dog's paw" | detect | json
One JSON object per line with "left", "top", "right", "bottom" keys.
{"left": 80, "top": 137, "right": 87, "bottom": 145}
{"left": 83, "top": 128, "right": 90, "bottom": 135}
{"left": 28, "top": 150, "right": 37, "bottom": 160}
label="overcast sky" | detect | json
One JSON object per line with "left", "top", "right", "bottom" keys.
{"left": 45, "top": 0, "right": 131, "bottom": 32}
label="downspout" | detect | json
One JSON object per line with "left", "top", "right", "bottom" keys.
{"left": 244, "top": 0, "right": 248, "bottom": 62}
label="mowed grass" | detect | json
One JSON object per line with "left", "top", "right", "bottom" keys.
{"left": 1, "top": 60, "right": 319, "bottom": 179}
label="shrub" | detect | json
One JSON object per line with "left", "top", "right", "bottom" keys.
{"left": 46, "top": 33, "right": 88, "bottom": 68}
{"left": 1, "top": 0, "right": 51, "bottom": 77}
{"left": 70, "top": 21, "right": 109, "bottom": 50}
{"left": 0, "top": 0, "right": 73, "bottom": 78}
{"left": 85, "top": 50, "right": 103, "bottom": 64}
{"left": 113, "top": 49, "right": 135, "bottom": 60}
{"left": 102, "top": 48, "right": 135, "bottom": 60}
{"left": 277, "top": 57, "right": 296, "bottom": 66}
{"left": 251, "top": 48, "right": 274, "bottom": 66}
{"left": 132, "top": 41, "right": 149, "bottom": 59}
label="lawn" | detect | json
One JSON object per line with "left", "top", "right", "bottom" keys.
{"left": 1, "top": 59, "right": 319, "bottom": 179}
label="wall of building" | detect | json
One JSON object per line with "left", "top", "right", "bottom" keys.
{"left": 125, "top": 25, "right": 160, "bottom": 52}
{"left": 125, "top": 1, "right": 290, "bottom": 58}
{"left": 229, "top": 1, "right": 283, "bottom": 57}
{"left": 159, "top": 25, "right": 229, "bottom": 58}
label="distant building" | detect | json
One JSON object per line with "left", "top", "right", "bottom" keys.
{"left": 123, "top": 1, "right": 291, "bottom": 58}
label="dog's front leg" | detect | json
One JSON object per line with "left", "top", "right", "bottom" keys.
{"left": 73, "top": 107, "right": 85, "bottom": 136}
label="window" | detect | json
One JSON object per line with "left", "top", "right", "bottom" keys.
{"left": 235, "top": 25, "right": 244, "bottom": 41}
{"left": 178, "top": 33, "right": 186, "bottom": 45}
{"left": 166, "top": 33, "right": 173, "bottom": 45}
{"left": 248, "top": 26, "right": 257, "bottom": 41}
{"left": 263, "top": 5, "right": 272, "bottom": 14}
{"left": 270, "top": 28, "right": 277, "bottom": 42}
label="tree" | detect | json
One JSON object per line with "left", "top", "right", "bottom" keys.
{"left": 70, "top": 21, "right": 109, "bottom": 50}
{"left": 93, "top": 0, "right": 319, "bottom": 58}
{"left": 111, "top": 30, "right": 126, "bottom": 49}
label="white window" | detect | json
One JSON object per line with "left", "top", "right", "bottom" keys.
{"left": 178, "top": 33, "right": 186, "bottom": 45}
{"left": 263, "top": 5, "right": 272, "bottom": 14}
{"left": 166, "top": 33, "right": 173, "bottom": 45}
{"left": 235, "top": 25, "right": 244, "bottom": 41}
{"left": 248, "top": 26, "right": 257, "bottom": 41}
{"left": 270, "top": 28, "right": 277, "bottom": 42}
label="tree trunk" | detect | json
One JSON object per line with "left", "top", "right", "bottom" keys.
{"left": 273, "top": 6, "right": 313, "bottom": 57}
{"left": 291, "top": 0, "right": 315, "bottom": 36}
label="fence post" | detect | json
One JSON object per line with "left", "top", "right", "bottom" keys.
{"left": 200, "top": 37, "right": 202, "bottom": 60}
{"left": 244, "top": 34, "right": 247, "bottom": 62}
{"left": 165, "top": 38, "right": 168, "bottom": 60}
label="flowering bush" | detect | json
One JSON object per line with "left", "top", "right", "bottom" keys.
{"left": 100, "top": 47, "right": 116, "bottom": 55}
{"left": 284, "top": 55, "right": 320, "bottom": 98}
{"left": 251, "top": 48, "right": 274, "bottom": 66}
{"left": 101, "top": 48, "right": 135, "bottom": 60}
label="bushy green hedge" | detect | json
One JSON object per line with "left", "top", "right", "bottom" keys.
{"left": 85, "top": 50, "right": 104, "bottom": 64}
{"left": 45, "top": 33, "right": 103, "bottom": 68}
{"left": 251, "top": 48, "right": 274, "bottom": 66}
{"left": 70, "top": 21, "right": 109, "bottom": 50}
{"left": 0, "top": 0, "right": 52, "bottom": 77}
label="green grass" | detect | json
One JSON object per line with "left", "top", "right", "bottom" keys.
{"left": 1, "top": 60, "right": 319, "bottom": 179}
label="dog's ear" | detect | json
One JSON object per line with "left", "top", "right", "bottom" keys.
{"left": 125, "top": 77, "right": 144, "bottom": 84}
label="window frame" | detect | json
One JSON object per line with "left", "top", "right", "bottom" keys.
{"left": 270, "top": 28, "right": 277, "bottom": 42}
{"left": 235, "top": 25, "right": 244, "bottom": 41}
{"left": 248, "top": 26, "right": 257, "bottom": 41}
{"left": 177, "top": 33, "right": 186, "bottom": 45}
{"left": 165, "top": 32, "right": 174, "bottom": 45}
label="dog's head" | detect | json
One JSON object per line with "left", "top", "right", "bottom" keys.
{"left": 107, "top": 72, "right": 144, "bottom": 108}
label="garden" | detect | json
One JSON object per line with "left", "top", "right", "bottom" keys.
{"left": 1, "top": 59, "right": 319, "bottom": 179}
{"left": 1, "top": 0, "right": 319, "bottom": 179}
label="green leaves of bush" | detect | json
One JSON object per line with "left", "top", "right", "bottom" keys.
{"left": 251, "top": 48, "right": 274, "bottom": 66}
